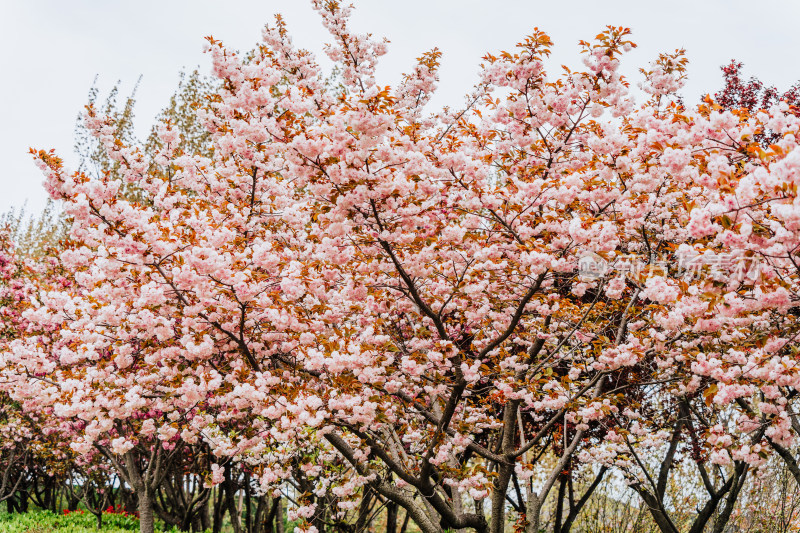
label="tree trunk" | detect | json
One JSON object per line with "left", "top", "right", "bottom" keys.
{"left": 386, "top": 501, "right": 398, "bottom": 533}
{"left": 199, "top": 496, "right": 211, "bottom": 532}
{"left": 225, "top": 465, "right": 243, "bottom": 533}
{"left": 67, "top": 489, "right": 80, "bottom": 511}
{"left": 275, "top": 498, "right": 284, "bottom": 533}
{"left": 559, "top": 466, "right": 608, "bottom": 533}
{"left": 212, "top": 486, "right": 225, "bottom": 533}
{"left": 634, "top": 489, "right": 678, "bottom": 533}
{"left": 355, "top": 487, "right": 375, "bottom": 532}
{"left": 491, "top": 400, "right": 521, "bottom": 533}
{"left": 244, "top": 473, "right": 253, "bottom": 533}
{"left": 138, "top": 489, "right": 156, "bottom": 533}
{"left": 553, "top": 475, "right": 566, "bottom": 533}
{"left": 526, "top": 495, "right": 543, "bottom": 533}
{"left": 710, "top": 463, "right": 748, "bottom": 533}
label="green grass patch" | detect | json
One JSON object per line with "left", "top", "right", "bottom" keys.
{"left": 0, "top": 509, "right": 183, "bottom": 532}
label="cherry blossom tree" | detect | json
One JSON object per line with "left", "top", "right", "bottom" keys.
{"left": 10, "top": 2, "right": 800, "bottom": 533}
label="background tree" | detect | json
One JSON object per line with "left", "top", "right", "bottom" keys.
{"left": 711, "top": 59, "right": 800, "bottom": 145}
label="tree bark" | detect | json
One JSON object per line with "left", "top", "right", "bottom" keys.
{"left": 212, "top": 486, "right": 225, "bottom": 533}
{"left": 275, "top": 497, "right": 285, "bottom": 533}
{"left": 224, "top": 464, "right": 243, "bottom": 533}
{"left": 137, "top": 489, "right": 156, "bottom": 533}
{"left": 386, "top": 501, "right": 398, "bottom": 533}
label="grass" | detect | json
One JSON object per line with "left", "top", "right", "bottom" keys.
{"left": 0, "top": 509, "right": 182, "bottom": 532}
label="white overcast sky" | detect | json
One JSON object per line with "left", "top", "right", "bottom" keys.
{"left": 3, "top": 0, "right": 800, "bottom": 216}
